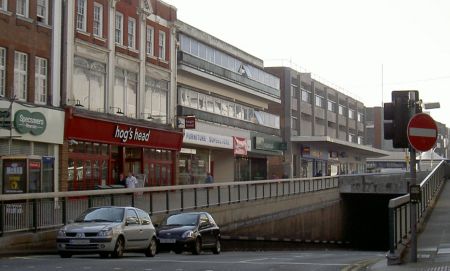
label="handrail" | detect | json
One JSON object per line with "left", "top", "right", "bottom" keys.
{"left": 0, "top": 176, "right": 339, "bottom": 236}
{"left": 387, "top": 160, "right": 447, "bottom": 264}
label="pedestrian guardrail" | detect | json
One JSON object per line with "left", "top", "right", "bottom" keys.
{"left": 387, "top": 160, "right": 448, "bottom": 264}
{"left": 0, "top": 176, "right": 338, "bottom": 236}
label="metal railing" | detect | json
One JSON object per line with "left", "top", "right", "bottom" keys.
{"left": 387, "top": 160, "right": 448, "bottom": 261}
{"left": 0, "top": 176, "right": 338, "bottom": 236}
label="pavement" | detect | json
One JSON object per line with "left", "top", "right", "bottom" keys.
{"left": 369, "top": 179, "right": 450, "bottom": 271}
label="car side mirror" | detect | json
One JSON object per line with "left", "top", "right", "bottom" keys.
{"left": 126, "top": 217, "right": 138, "bottom": 225}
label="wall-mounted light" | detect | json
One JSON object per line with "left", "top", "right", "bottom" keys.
{"left": 68, "top": 99, "right": 84, "bottom": 107}
{"left": 141, "top": 113, "right": 166, "bottom": 120}
{"left": 110, "top": 106, "right": 124, "bottom": 115}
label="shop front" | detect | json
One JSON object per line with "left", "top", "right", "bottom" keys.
{"left": 181, "top": 128, "right": 252, "bottom": 183}
{"left": 63, "top": 108, "right": 183, "bottom": 191}
{"left": 0, "top": 100, "right": 64, "bottom": 194}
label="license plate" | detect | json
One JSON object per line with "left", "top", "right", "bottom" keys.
{"left": 70, "top": 239, "right": 90, "bottom": 244}
{"left": 159, "top": 238, "right": 176, "bottom": 244}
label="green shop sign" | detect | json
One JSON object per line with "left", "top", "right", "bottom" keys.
{"left": 14, "top": 110, "right": 46, "bottom": 135}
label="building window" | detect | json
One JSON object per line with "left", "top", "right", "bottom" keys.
{"left": 0, "top": 47, "right": 5, "bottom": 97}
{"left": 115, "top": 12, "right": 123, "bottom": 45}
{"left": 338, "top": 105, "right": 345, "bottom": 116}
{"left": 146, "top": 26, "right": 154, "bottom": 56}
{"left": 14, "top": 51, "right": 27, "bottom": 101}
{"left": 35, "top": 57, "right": 47, "bottom": 104}
{"left": 158, "top": 31, "right": 166, "bottom": 60}
{"left": 76, "top": 0, "right": 87, "bottom": 31}
{"left": 301, "top": 89, "right": 311, "bottom": 103}
{"left": 327, "top": 101, "right": 335, "bottom": 112}
{"left": 0, "top": 0, "right": 7, "bottom": 11}
{"left": 128, "top": 17, "right": 136, "bottom": 49}
{"left": 357, "top": 112, "right": 363, "bottom": 122}
{"left": 348, "top": 134, "right": 354, "bottom": 143}
{"left": 37, "top": 0, "right": 48, "bottom": 24}
{"left": 348, "top": 109, "right": 355, "bottom": 119}
{"left": 114, "top": 68, "right": 137, "bottom": 118}
{"left": 72, "top": 56, "right": 106, "bottom": 111}
{"left": 93, "top": 2, "right": 103, "bottom": 37}
{"left": 16, "top": 0, "right": 28, "bottom": 17}
{"left": 315, "top": 95, "right": 323, "bottom": 108}
{"left": 144, "top": 77, "right": 168, "bottom": 124}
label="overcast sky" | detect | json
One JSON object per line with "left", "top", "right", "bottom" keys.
{"left": 164, "top": 0, "right": 450, "bottom": 126}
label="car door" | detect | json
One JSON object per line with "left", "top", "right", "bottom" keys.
{"left": 136, "top": 208, "right": 154, "bottom": 248}
{"left": 198, "top": 214, "right": 213, "bottom": 246}
{"left": 123, "top": 208, "right": 145, "bottom": 249}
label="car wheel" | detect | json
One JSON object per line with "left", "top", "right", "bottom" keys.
{"left": 111, "top": 237, "right": 124, "bottom": 258}
{"left": 99, "top": 252, "right": 109, "bottom": 258}
{"left": 192, "top": 238, "right": 202, "bottom": 255}
{"left": 145, "top": 237, "right": 157, "bottom": 257}
{"left": 174, "top": 248, "right": 183, "bottom": 254}
{"left": 212, "top": 238, "right": 221, "bottom": 254}
{"left": 59, "top": 252, "right": 72, "bottom": 258}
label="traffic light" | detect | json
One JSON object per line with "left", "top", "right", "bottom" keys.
{"left": 384, "top": 91, "right": 419, "bottom": 148}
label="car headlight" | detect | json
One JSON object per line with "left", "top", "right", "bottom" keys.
{"left": 57, "top": 229, "right": 66, "bottom": 238}
{"left": 98, "top": 227, "right": 113, "bottom": 237}
{"left": 182, "top": 230, "right": 194, "bottom": 239}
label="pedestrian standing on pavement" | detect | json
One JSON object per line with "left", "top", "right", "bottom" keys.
{"left": 126, "top": 172, "right": 138, "bottom": 188}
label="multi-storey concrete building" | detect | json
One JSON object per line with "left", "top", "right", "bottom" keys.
{"left": 266, "top": 67, "right": 387, "bottom": 177}
{"left": 175, "top": 21, "right": 283, "bottom": 183}
{"left": 61, "top": 0, "right": 183, "bottom": 191}
{"left": 0, "top": 0, "right": 65, "bottom": 194}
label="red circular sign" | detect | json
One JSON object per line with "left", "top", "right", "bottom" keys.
{"left": 407, "top": 113, "right": 438, "bottom": 152}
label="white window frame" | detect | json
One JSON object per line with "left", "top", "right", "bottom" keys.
{"left": 128, "top": 17, "right": 136, "bottom": 49}
{"left": 0, "top": 47, "right": 5, "bottom": 97}
{"left": 93, "top": 2, "right": 103, "bottom": 37}
{"left": 158, "top": 31, "right": 166, "bottom": 60}
{"left": 338, "top": 105, "right": 345, "bottom": 116}
{"left": 115, "top": 12, "right": 123, "bottom": 45}
{"left": 146, "top": 25, "right": 154, "bottom": 56}
{"left": 14, "top": 51, "right": 28, "bottom": 101}
{"left": 315, "top": 95, "right": 323, "bottom": 107}
{"left": 76, "top": 0, "right": 87, "bottom": 32}
{"left": 348, "top": 109, "right": 355, "bottom": 119}
{"left": 36, "top": 0, "right": 48, "bottom": 24}
{"left": 35, "top": 57, "right": 47, "bottom": 104}
{"left": 16, "top": 0, "right": 29, "bottom": 17}
{"left": 1, "top": 0, "right": 8, "bottom": 11}
{"left": 357, "top": 112, "right": 363, "bottom": 122}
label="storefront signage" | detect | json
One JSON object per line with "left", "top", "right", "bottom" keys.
{"left": 183, "top": 130, "right": 233, "bottom": 149}
{"left": 185, "top": 116, "right": 196, "bottom": 129}
{"left": 114, "top": 125, "right": 151, "bottom": 143}
{"left": 233, "top": 136, "right": 248, "bottom": 156}
{"left": 64, "top": 110, "right": 183, "bottom": 150}
{"left": 14, "top": 110, "right": 46, "bottom": 135}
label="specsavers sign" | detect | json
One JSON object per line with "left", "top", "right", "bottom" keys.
{"left": 14, "top": 110, "right": 46, "bottom": 135}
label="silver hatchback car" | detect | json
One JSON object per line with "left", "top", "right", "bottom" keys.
{"left": 56, "top": 206, "right": 157, "bottom": 258}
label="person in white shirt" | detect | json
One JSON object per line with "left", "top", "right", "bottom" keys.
{"left": 126, "top": 172, "right": 138, "bottom": 188}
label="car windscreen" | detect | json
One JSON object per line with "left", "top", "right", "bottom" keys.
{"left": 164, "top": 213, "right": 199, "bottom": 226}
{"left": 75, "top": 207, "right": 125, "bottom": 223}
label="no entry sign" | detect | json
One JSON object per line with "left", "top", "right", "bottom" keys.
{"left": 407, "top": 113, "right": 438, "bottom": 152}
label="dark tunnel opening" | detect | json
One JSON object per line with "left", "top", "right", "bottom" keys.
{"left": 342, "top": 193, "right": 404, "bottom": 251}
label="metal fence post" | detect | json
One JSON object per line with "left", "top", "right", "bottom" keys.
{"left": 166, "top": 190, "right": 169, "bottom": 213}
{"left": 217, "top": 186, "right": 221, "bottom": 206}
{"left": 388, "top": 206, "right": 396, "bottom": 256}
{"left": 149, "top": 192, "right": 153, "bottom": 216}
{"left": 181, "top": 189, "right": 184, "bottom": 211}
{"left": 32, "top": 199, "right": 38, "bottom": 232}
{"left": 0, "top": 202, "right": 4, "bottom": 237}
{"left": 194, "top": 188, "right": 198, "bottom": 209}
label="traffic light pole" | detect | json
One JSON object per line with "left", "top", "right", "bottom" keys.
{"left": 409, "top": 94, "right": 418, "bottom": 263}
{"left": 410, "top": 146, "right": 417, "bottom": 262}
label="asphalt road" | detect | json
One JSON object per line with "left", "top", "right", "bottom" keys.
{"left": 0, "top": 250, "right": 386, "bottom": 271}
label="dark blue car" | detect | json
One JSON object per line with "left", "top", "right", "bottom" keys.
{"left": 156, "top": 212, "right": 220, "bottom": 255}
